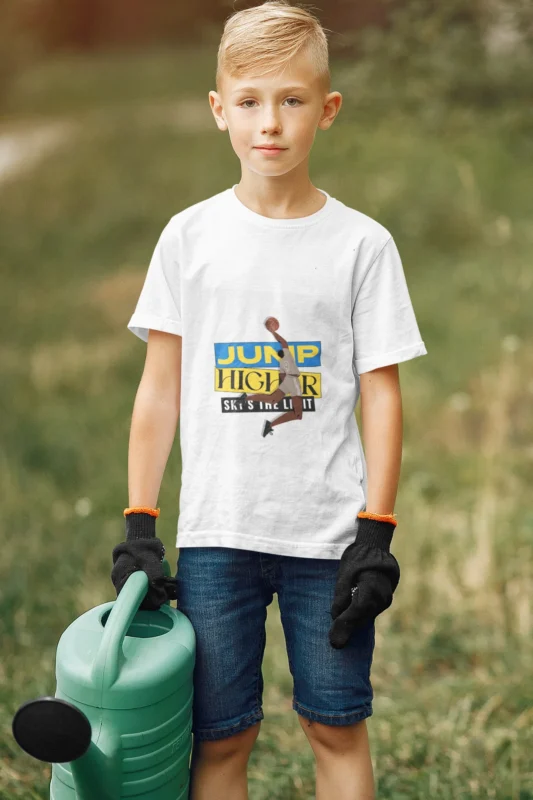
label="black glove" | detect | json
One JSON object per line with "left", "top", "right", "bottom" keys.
{"left": 329, "top": 515, "right": 400, "bottom": 649}
{"left": 111, "top": 509, "right": 177, "bottom": 611}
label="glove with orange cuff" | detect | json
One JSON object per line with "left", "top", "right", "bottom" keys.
{"left": 329, "top": 511, "right": 400, "bottom": 649}
{"left": 111, "top": 507, "right": 178, "bottom": 611}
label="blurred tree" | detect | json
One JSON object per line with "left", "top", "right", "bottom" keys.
{"left": 0, "top": 0, "right": 40, "bottom": 108}
{"left": 340, "top": 0, "right": 533, "bottom": 122}
{"left": 15, "top": 0, "right": 406, "bottom": 55}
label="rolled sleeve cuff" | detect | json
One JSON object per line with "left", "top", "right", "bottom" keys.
{"left": 127, "top": 313, "right": 182, "bottom": 343}
{"left": 355, "top": 341, "right": 427, "bottom": 375}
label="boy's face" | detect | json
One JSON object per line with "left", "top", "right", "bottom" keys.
{"left": 209, "top": 49, "right": 342, "bottom": 178}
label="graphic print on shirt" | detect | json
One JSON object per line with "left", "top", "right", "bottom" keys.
{"left": 215, "top": 316, "right": 322, "bottom": 438}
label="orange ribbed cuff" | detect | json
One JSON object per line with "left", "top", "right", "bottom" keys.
{"left": 358, "top": 510, "right": 398, "bottom": 527}
{"left": 123, "top": 506, "right": 160, "bottom": 518}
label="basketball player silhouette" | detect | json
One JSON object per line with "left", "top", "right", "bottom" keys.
{"left": 236, "top": 317, "right": 303, "bottom": 437}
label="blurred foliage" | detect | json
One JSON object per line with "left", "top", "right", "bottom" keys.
{"left": 339, "top": 0, "right": 533, "bottom": 131}
{"left": 1, "top": 47, "right": 214, "bottom": 119}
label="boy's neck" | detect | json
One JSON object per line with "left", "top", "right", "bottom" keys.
{"left": 233, "top": 180, "right": 326, "bottom": 219}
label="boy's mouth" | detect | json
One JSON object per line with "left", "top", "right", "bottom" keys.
{"left": 254, "top": 145, "right": 287, "bottom": 154}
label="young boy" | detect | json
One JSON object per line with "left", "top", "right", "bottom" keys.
{"left": 111, "top": 2, "right": 427, "bottom": 798}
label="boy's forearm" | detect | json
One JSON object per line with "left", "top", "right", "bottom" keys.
{"left": 128, "top": 381, "right": 180, "bottom": 509}
{"left": 360, "top": 384, "right": 403, "bottom": 515}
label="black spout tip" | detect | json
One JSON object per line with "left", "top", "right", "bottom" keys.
{"left": 12, "top": 697, "right": 92, "bottom": 763}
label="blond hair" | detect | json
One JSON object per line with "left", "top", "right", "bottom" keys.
{"left": 216, "top": 1, "right": 331, "bottom": 95}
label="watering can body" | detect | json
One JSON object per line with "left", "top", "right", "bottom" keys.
{"left": 43, "top": 561, "right": 196, "bottom": 799}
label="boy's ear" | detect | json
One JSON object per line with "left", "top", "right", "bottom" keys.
{"left": 208, "top": 91, "right": 228, "bottom": 130}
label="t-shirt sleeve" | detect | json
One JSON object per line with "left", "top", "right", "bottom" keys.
{"left": 352, "top": 236, "right": 427, "bottom": 375}
{"left": 127, "top": 220, "right": 182, "bottom": 342}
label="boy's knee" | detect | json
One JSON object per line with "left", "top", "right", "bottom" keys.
{"left": 193, "top": 720, "right": 261, "bottom": 762}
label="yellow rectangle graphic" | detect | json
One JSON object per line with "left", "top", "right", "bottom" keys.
{"left": 214, "top": 367, "right": 321, "bottom": 398}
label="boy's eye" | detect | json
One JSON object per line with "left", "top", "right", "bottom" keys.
{"left": 240, "top": 97, "right": 302, "bottom": 108}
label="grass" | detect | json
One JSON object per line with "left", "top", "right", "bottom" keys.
{"left": 1, "top": 43, "right": 532, "bottom": 798}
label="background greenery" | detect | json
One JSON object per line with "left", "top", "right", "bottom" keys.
{"left": 1, "top": 1, "right": 532, "bottom": 796}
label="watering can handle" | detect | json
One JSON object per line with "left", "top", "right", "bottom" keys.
{"left": 162, "top": 556, "right": 172, "bottom": 581}
{"left": 92, "top": 558, "right": 173, "bottom": 692}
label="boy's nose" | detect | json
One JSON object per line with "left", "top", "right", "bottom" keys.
{"left": 260, "top": 114, "right": 281, "bottom": 131}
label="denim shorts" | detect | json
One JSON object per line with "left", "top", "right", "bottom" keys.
{"left": 175, "top": 546, "right": 375, "bottom": 742}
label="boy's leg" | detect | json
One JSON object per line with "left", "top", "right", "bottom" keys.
{"left": 276, "top": 552, "right": 376, "bottom": 800}
{"left": 299, "top": 717, "right": 375, "bottom": 800}
{"left": 244, "top": 388, "right": 285, "bottom": 404}
{"left": 189, "top": 722, "right": 261, "bottom": 800}
{"left": 175, "top": 547, "right": 269, "bottom": 800}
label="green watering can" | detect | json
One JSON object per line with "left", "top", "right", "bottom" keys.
{"left": 12, "top": 559, "right": 196, "bottom": 799}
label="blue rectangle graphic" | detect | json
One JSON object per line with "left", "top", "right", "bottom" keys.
{"left": 214, "top": 341, "right": 321, "bottom": 368}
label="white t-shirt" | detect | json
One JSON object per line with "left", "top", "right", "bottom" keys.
{"left": 127, "top": 185, "right": 427, "bottom": 558}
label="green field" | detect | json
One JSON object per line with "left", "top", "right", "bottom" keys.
{"left": 1, "top": 40, "right": 532, "bottom": 799}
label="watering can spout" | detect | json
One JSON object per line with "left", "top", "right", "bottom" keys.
{"left": 12, "top": 696, "right": 121, "bottom": 800}
{"left": 71, "top": 721, "right": 122, "bottom": 800}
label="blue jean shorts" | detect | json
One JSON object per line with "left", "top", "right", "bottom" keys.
{"left": 175, "top": 547, "right": 375, "bottom": 742}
